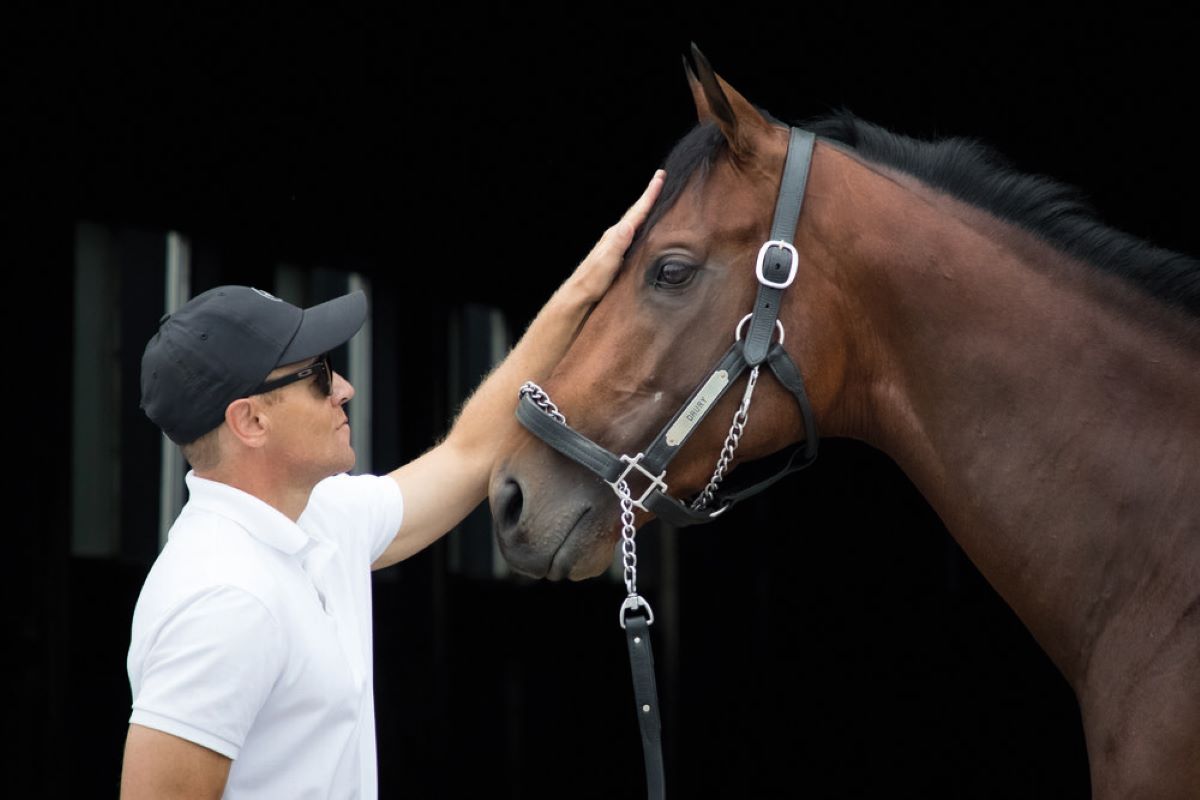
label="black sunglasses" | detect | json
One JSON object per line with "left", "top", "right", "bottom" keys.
{"left": 251, "top": 353, "right": 332, "bottom": 396}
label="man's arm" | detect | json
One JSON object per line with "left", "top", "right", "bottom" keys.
{"left": 120, "top": 724, "right": 232, "bottom": 799}
{"left": 374, "top": 170, "right": 664, "bottom": 569}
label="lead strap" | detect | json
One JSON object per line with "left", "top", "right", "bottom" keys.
{"left": 624, "top": 610, "right": 665, "bottom": 800}
{"left": 613, "top": 475, "right": 665, "bottom": 798}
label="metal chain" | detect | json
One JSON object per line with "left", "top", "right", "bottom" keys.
{"left": 518, "top": 381, "right": 566, "bottom": 423}
{"left": 691, "top": 366, "right": 760, "bottom": 510}
{"left": 519, "top": 382, "right": 642, "bottom": 596}
{"left": 615, "top": 479, "right": 639, "bottom": 595}
{"left": 523, "top": 366, "right": 760, "bottom": 523}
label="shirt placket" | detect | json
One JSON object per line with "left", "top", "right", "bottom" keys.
{"left": 299, "top": 539, "right": 365, "bottom": 689}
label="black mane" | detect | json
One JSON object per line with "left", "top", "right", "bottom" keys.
{"left": 640, "top": 113, "right": 1200, "bottom": 318}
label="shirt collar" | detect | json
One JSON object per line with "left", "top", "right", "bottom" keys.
{"left": 183, "top": 470, "right": 313, "bottom": 556}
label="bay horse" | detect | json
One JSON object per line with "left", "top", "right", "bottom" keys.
{"left": 487, "top": 50, "right": 1200, "bottom": 797}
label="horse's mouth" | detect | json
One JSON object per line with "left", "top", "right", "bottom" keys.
{"left": 545, "top": 505, "right": 593, "bottom": 581}
{"left": 498, "top": 501, "right": 614, "bottom": 582}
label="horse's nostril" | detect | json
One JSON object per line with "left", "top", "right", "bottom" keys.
{"left": 499, "top": 478, "right": 524, "bottom": 533}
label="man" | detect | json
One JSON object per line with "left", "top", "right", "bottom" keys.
{"left": 121, "top": 170, "right": 664, "bottom": 798}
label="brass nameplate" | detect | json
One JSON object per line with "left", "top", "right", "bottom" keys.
{"left": 665, "top": 370, "right": 729, "bottom": 447}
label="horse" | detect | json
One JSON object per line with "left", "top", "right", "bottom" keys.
{"left": 486, "top": 48, "right": 1200, "bottom": 798}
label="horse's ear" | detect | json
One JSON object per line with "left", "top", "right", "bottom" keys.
{"left": 687, "top": 43, "right": 774, "bottom": 160}
{"left": 683, "top": 54, "right": 714, "bottom": 123}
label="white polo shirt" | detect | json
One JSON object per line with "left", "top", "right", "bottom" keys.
{"left": 128, "top": 470, "right": 404, "bottom": 799}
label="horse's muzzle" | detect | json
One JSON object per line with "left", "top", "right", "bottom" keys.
{"left": 488, "top": 450, "right": 619, "bottom": 581}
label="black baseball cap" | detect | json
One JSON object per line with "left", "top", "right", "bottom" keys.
{"left": 140, "top": 285, "right": 368, "bottom": 444}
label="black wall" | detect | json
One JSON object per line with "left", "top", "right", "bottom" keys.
{"left": 11, "top": 6, "right": 1198, "bottom": 798}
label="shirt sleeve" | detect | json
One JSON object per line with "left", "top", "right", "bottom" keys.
{"left": 129, "top": 585, "right": 285, "bottom": 759}
{"left": 306, "top": 473, "right": 405, "bottom": 565}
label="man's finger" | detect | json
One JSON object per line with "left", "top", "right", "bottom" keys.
{"left": 594, "top": 170, "right": 665, "bottom": 256}
{"left": 620, "top": 169, "right": 666, "bottom": 229}
{"left": 578, "top": 170, "right": 667, "bottom": 267}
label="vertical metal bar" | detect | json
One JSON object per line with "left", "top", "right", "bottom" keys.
{"left": 445, "top": 305, "right": 512, "bottom": 579}
{"left": 274, "top": 263, "right": 305, "bottom": 306}
{"left": 71, "top": 222, "right": 119, "bottom": 556}
{"left": 445, "top": 308, "right": 463, "bottom": 573}
{"left": 347, "top": 272, "right": 372, "bottom": 475}
{"left": 159, "top": 231, "right": 190, "bottom": 549}
{"left": 488, "top": 307, "right": 511, "bottom": 580}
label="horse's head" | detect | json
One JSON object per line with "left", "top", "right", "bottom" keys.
{"left": 489, "top": 49, "right": 854, "bottom": 579}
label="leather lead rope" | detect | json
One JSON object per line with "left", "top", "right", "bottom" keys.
{"left": 625, "top": 611, "right": 665, "bottom": 800}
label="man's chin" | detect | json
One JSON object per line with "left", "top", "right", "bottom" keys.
{"left": 324, "top": 447, "right": 356, "bottom": 478}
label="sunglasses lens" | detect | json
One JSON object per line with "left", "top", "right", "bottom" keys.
{"left": 318, "top": 355, "right": 332, "bottom": 395}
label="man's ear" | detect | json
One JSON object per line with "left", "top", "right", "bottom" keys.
{"left": 224, "top": 398, "right": 270, "bottom": 449}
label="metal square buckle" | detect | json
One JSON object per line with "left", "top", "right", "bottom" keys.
{"left": 755, "top": 240, "right": 798, "bottom": 289}
{"left": 607, "top": 453, "right": 669, "bottom": 512}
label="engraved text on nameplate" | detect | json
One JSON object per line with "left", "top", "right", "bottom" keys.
{"left": 664, "top": 370, "right": 729, "bottom": 447}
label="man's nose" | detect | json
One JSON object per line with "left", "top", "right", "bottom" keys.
{"left": 332, "top": 371, "right": 355, "bottom": 403}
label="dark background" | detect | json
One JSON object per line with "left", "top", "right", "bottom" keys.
{"left": 11, "top": 5, "right": 1198, "bottom": 798}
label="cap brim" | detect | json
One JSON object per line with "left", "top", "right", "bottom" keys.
{"left": 277, "top": 290, "right": 368, "bottom": 365}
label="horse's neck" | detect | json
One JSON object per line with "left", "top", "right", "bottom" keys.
{"left": 824, "top": 161, "right": 1200, "bottom": 685}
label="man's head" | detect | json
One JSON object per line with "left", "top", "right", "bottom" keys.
{"left": 140, "top": 286, "right": 367, "bottom": 471}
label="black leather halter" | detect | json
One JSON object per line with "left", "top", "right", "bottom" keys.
{"left": 517, "top": 127, "right": 821, "bottom": 526}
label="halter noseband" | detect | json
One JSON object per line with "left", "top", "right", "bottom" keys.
{"left": 516, "top": 127, "right": 820, "bottom": 528}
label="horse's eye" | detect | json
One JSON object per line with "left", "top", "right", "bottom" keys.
{"left": 653, "top": 260, "right": 696, "bottom": 288}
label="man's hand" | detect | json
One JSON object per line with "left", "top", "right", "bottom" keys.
{"left": 376, "top": 169, "right": 666, "bottom": 570}
{"left": 564, "top": 169, "right": 665, "bottom": 304}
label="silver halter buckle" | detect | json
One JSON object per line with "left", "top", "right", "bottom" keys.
{"left": 606, "top": 453, "right": 668, "bottom": 512}
{"left": 755, "top": 240, "right": 799, "bottom": 289}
